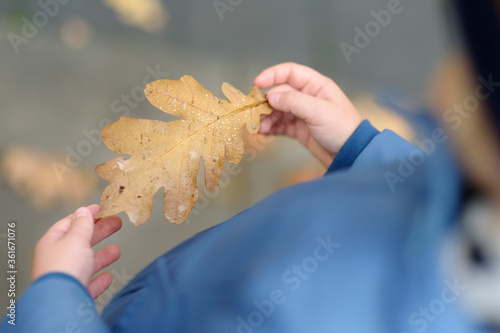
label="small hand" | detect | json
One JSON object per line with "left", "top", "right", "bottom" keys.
{"left": 254, "top": 62, "right": 362, "bottom": 168}
{"left": 32, "top": 205, "right": 122, "bottom": 299}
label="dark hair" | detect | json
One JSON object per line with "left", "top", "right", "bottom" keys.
{"left": 454, "top": 0, "right": 500, "bottom": 129}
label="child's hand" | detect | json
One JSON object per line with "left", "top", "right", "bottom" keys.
{"left": 32, "top": 205, "right": 122, "bottom": 299}
{"left": 254, "top": 63, "right": 362, "bottom": 168}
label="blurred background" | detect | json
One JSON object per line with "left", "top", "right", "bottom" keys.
{"left": 0, "top": 0, "right": 459, "bottom": 310}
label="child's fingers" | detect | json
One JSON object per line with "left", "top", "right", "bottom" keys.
{"left": 90, "top": 215, "right": 122, "bottom": 247}
{"left": 265, "top": 83, "right": 297, "bottom": 96}
{"left": 88, "top": 204, "right": 101, "bottom": 219}
{"left": 267, "top": 90, "right": 331, "bottom": 125}
{"left": 41, "top": 214, "right": 75, "bottom": 244}
{"left": 254, "top": 62, "right": 334, "bottom": 97}
{"left": 254, "top": 62, "right": 308, "bottom": 88}
{"left": 41, "top": 204, "right": 101, "bottom": 245}
{"left": 67, "top": 207, "right": 95, "bottom": 245}
{"left": 259, "top": 113, "right": 282, "bottom": 134}
{"left": 93, "top": 244, "right": 121, "bottom": 274}
{"left": 88, "top": 272, "right": 113, "bottom": 300}
{"left": 259, "top": 109, "right": 296, "bottom": 135}
{"left": 258, "top": 115, "right": 273, "bottom": 134}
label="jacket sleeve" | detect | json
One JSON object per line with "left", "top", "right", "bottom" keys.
{"left": 326, "top": 119, "right": 417, "bottom": 174}
{"left": 1, "top": 273, "right": 110, "bottom": 333}
{"left": 326, "top": 119, "right": 380, "bottom": 173}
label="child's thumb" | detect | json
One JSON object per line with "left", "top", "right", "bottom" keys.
{"left": 267, "top": 90, "right": 329, "bottom": 123}
{"left": 68, "top": 207, "right": 94, "bottom": 243}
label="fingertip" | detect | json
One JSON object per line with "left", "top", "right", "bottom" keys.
{"left": 103, "top": 215, "right": 123, "bottom": 230}
{"left": 114, "top": 216, "right": 123, "bottom": 229}
{"left": 89, "top": 272, "right": 113, "bottom": 300}
{"left": 267, "top": 92, "right": 281, "bottom": 108}
{"left": 253, "top": 74, "right": 267, "bottom": 88}
{"left": 110, "top": 244, "right": 121, "bottom": 259}
{"left": 254, "top": 68, "right": 275, "bottom": 88}
{"left": 87, "top": 204, "right": 101, "bottom": 217}
{"left": 70, "top": 207, "right": 95, "bottom": 240}
{"left": 74, "top": 207, "right": 92, "bottom": 219}
{"left": 99, "top": 271, "right": 113, "bottom": 282}
{"left": 103, "top": 243, "right": 122, "bottom": 263}
{"left": 252, "top": 76, "right": 260, "bottom": 87}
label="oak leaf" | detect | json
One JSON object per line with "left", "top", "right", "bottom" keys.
{"left": 96, "top": 75, "right": 271, "bottom": 225}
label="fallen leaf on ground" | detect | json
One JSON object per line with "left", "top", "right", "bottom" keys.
{"left": 1, "top": 146, "right": 97, "bottom": 211}
{"left": 96, "top": 75, "right": 271, "bottom": 225}
{"left": 103, "top": 0, "right": 169, "bottom": 33}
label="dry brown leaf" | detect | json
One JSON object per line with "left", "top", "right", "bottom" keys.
{"left": 96, "top": 75, "right": 271, "bottom": 225}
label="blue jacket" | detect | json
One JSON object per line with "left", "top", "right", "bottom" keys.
{"left": 2, "top": 120, "right": 490, "bottom": 333}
